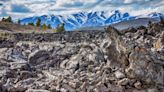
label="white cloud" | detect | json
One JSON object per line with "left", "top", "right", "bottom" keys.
{"left": 124, "top": 0, "right": 144, "bottom": 4}
{"left": 0, "top": 0, "right": 163, "bottom": 19}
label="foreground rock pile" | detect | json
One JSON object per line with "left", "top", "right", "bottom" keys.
{"left": 0, "top": 22, "right": 163, "bottom": 92}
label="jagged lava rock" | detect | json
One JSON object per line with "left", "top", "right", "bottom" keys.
{"left": 0, "top": 22, "right": 164, "bottom": 92}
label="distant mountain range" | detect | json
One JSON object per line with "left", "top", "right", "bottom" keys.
{"left": 20, "top": 10, "right": 164, "bottom": 31}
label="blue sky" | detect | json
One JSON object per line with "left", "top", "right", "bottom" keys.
{"left": 0, "top": 0, "right": 164, "bottom": 19}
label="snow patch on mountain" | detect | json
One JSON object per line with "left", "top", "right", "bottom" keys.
{"left": 20, "top": 10, "right": 164, "bottom": 31}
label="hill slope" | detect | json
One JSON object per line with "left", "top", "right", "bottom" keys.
{"left": 0, "top": 21, "right": 53, "bottom": 33}
{"left": 77, "top": 17, "right": 160, "bottom": 31}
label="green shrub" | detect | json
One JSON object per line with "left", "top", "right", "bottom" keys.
{"left": 1, "top": 16, "right": 13, "bottom": 23}
{"left": 36, "top": 18, "right": 41, "bottom": 27}
{"left": 18, "top": 19, "right": 21, "bottom": 24}
{"left": 47, "top": 24, "right": 52, "bottom": 29}
{"left": 28, "top": 22, "right": 35, "bottom": 26}
{"left": 55, "top": 23, "right": 66, "bottom": 33}
{"left": 42, "top": 24, "right": 47, "bottom": 31}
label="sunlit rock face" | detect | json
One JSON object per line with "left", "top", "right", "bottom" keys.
{"left": 0, "top": 22, "right": 164, "bottom": 92}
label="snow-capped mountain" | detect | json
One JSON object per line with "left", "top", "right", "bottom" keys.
{"left": 20, "top": 10, "right": 164, "bottom": 31}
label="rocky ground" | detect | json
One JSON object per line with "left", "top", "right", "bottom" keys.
{"left": 0, "top": 22, "right": 164, "bottom": 92}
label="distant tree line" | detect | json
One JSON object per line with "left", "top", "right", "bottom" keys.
{"left": 27, "top": 18, "right": 66, "bottom": 32}
{"left": 1, "top": 16, "right": 66, "bottom": 32}
{"left": 27, "top": 18, "right": 52, "bottom": 31}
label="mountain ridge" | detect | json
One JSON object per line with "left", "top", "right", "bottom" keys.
{"left": 20, "top": 10, "right": 164, "bottom": 31}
